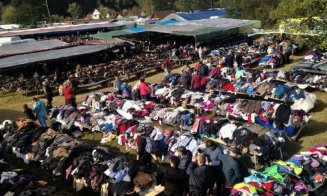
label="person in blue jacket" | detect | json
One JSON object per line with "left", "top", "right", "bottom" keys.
{"left": 32, "top": 97, "right": 48, "bottom": 127}
{"left": 203, "top": 140, "right": 223, "bottom": 195}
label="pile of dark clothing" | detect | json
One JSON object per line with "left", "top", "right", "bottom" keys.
{"left": 0, "top": 119, "right": 161, "bottom": 195}
{"left": 0, "top": 121, "right": 56, "bottom": 196}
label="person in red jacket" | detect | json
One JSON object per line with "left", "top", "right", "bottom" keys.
{"left": 62, "top": 80, "right": 76, "bottom": 107}
{"left": 191, "top": 71, "right": 201, "bottom": 92}
{"left": 139, "top": 77, "right": 150, "bottom": 101}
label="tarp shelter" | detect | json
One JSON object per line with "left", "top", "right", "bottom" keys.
{"left": 0, "top": 21, "right": 129, "bottom": 38}
{"left": 149, "top": 18, "right": 261, "bottom": 43}
{"left": 0, "top": 39, "right": 67, "bottom": 57}
{"left": 163, "top": 9, "right": 227, "bottom": 22}
{"left": 91, "top": 27, "right": 147, "bottom": 41}
{"left": 0, "top": 44, "right": 108, "bottom": 70}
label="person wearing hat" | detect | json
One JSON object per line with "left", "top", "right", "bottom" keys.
{"left": 220, "top": 147, "right": 243, "bottom": 195}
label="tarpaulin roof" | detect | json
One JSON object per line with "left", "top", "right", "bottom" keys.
{"left": 91, "top": 27, "right": 147, "bottom": 41}
{"left": 0, "top": 22, "right": 128, "bottom": 38}
{"left": 150, "top": 18, "right": 261, "bottom": 42}
{"left": 163, "top": 9, "right": 226, "bottom": 22}
{"left": 126, "top": 27, "right": 147, "bottom": 33}
{"left": 0, "top": 39, "right": 67, "bottom": 57}
{"left": 156, "top": 19, "right": 178, "bottom": 25}
{"left": 91, "top": 30, "right": 132, "bottom": 41}
{"left": 0, "top": 45, "right": 108, "bottom": 70}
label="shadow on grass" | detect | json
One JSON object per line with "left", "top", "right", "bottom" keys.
{"left": 0, "top": 109, "right": 24, "bottom": 122}
{"left": 311, "top": 98, "right": 327, "bottom": 113}
{"left": 282, "top": 140, "right": 303, "bottom": 159}
{"left": 301, "top": 119, "right": 327, "bottom": 138}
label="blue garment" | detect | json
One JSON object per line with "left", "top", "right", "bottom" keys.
{"left": 203, "top": 145, "right": 223, "bottom": 166}
{"left": 37, "top": 116, "right": 47, "bottom": 127}
{"left": 32, "top": 100, "right": 47, "bottom": 119}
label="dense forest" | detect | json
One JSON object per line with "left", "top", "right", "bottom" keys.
{"left": 0, "top": 0, "right": 279, "bottom": 26}
{"left": 0, "top": 0, "right": 326, "bottom": 48}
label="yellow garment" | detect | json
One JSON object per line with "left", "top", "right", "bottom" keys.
{"left": 276, "top": 160, "right": 303, "bottom": 175}
{"left": 233, "top": 183, "right": 257, "bottom": 193}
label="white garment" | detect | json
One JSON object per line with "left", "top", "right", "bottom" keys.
{"left": 219, "top": 123, "right": 237, "bottom": 140}
{"left": 291, "top": 92, "right": 316, "bottom": 112}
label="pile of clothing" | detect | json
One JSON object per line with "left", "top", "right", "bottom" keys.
{"left": 0, "top": 121, "right": 56, "bottom": 196}
{"left": 232, "top": 144, "right": 327, "bottom": 196}
{"left": 208, "top": 42, "right": 263, "bottom": 68}
{"left": 259, "top": 52, "right": 284, "bottom": 68}
{"left": 293, "top": 74, "right": 327, "bottom": 92}
{"left": 0, "top": 120, "right": 161, "bottom": 195}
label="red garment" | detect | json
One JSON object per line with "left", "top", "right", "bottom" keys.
{"left": 222, "top": 83, "right": 235, "bottom": 92}
{"left": 191, "top": 74, "right": 201, "bottom": 89}
{"left": 62, "top": 86, "right": 74, "bottom": 100}
{"left": 139, "top": 82, "right": 150, "bottom": 96}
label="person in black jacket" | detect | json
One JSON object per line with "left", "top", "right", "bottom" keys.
{"left": 137, "top": 134, "right": 152, "bottom": 167}
{"left": 221, "top": 147, "right": 243, "bottom": 195}
{"left": 225, "top": 50, "right": 234, "bottom": 68}
{"left": 42, "top": 81, "right": 53, "bottom": 112}
{"left": 23, "top": 104, "right": 36, "bottom": 121}
{"left": 235, "top": 50, "right": 243, "bottom": 68}
{"left": 198, "top": 62, "right": 209, "bottom": 77}
{"left": 237, "top": 146, "right": 254, "bottom": 177}
{"left": 182, "top": 70, "right": 191, "bottom": 90}
{"left": 176, "top": 146, "right": 192, "bottom": 195}
{"left": 187, "top": 154, "right": 209, "bottom": 196}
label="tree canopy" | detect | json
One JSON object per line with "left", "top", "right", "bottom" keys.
{"left": 270, "top": 0, "right": 327, "bottom": 48}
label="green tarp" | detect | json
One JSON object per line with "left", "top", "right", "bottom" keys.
{"left": 91, "top": 30, "right": 131, "bottom": 41}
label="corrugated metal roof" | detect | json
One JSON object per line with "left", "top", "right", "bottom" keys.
{"left": 0, "top": 45, "right": 108, "bottom": 69}
{"left": 0, "top": 39, "right": 67, "bottom": 57}
{"left": 91, "top": 30, "right": 132, "bottom": 40}
{"left": 0, "top": 22, "right": 128, "bottom": 38}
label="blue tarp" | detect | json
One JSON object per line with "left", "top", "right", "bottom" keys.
{"left": 156, "top": 19, "right": 178, "bottom": 25}
{"left": 177, "top": 9, "right": 226, "bottom": 21}
{"left": 126, "top": 27, "right": 147, "bottom": 33}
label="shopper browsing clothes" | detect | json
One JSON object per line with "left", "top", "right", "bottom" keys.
{"left": 32, "top": 97, "right": 47, "bottom": 128}
{"left": 139, "top": 77, "right": 151, "bottom": 101}
{"left": 62, "top": 79, "right": 76, "bottom": 108}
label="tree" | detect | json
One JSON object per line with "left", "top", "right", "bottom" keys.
{"left": 97, "top": 5, "right": 109, "bottom": 19}
{"left": 152, "top": 0, "right": 175, "bottom": 12}
{"left": 221, "top": 0, "right": 278, "bottom": 27}
{"left": 2, "top": 6, "right": 18, "bottom": 24}
{"left": 2, "top": 1, "right": 44, "bottom": 26}
{"left": 175, "top": 0, "right": 193, "bottom": 12}
{"left": 175, "top": 0, "right": 212, "bottom": 12}
{"left": 67, "top": 2, "right": 82, "bottom": 20}
{"left": 270, "top": 0, "right": 327, "bottom": 48}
